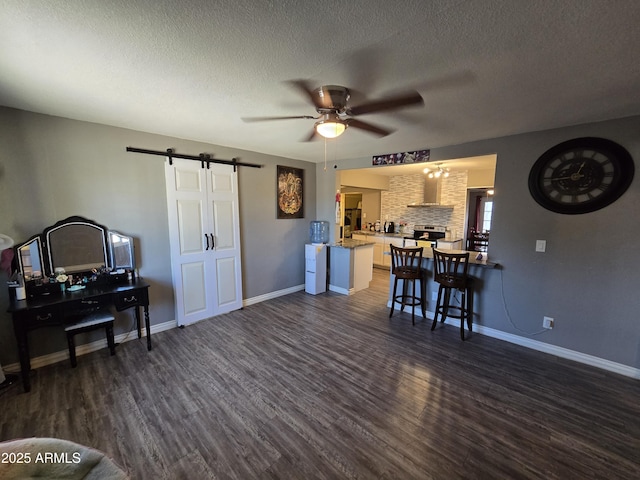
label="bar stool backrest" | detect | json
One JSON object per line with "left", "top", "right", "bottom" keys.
{"left": 432, "top": 249, "right": 470, "bottom": 289}
{"left": 390, "top": 245, "right": 423, "bottom": 278}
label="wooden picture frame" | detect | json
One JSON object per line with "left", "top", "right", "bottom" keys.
{"left": 277, "top": 165, "right": 304, "bottom": 219}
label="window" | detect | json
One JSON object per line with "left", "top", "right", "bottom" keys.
{"left": 482, "top": 200, "right": 493, "bottom": 233}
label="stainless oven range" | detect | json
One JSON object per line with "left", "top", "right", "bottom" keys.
{"left": 405, "top": 225, "right": 446, "bottom": 247}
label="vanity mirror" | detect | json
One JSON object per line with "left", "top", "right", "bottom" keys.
{"left": 44, "top": 217, "right": 109, "bottom": 274}
{"left": 12, "top": 216, "right": 136, "bottom": 285}
{"left": 16, "top": 235, "right": 45, "bottom": 280}
{"left": 109, "top": 231, "right": 135, "bottom": 271}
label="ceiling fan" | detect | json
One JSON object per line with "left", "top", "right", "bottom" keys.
{"left": 242, "top": 80, "right": 424, "bottom": 141}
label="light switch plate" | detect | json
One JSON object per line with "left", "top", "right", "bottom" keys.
{"left": 535, "top": 240, "right": 546, "bottom": 252}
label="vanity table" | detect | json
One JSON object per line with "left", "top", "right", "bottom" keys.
{"left": 6, "top": 216, "right": 151, "bottom": 392}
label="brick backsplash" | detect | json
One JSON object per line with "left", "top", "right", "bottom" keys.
{"left": 381, "top": 171, "right": 468, "bottom": 238}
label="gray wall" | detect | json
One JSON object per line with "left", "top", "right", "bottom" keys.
{"left": 317, "top": 115, "right": 640, "bottom": 369}
{"left": 0, "top": 107, "right": 315, "bottom": 364}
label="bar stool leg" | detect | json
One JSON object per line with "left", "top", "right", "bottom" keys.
{"left": 389, "top": 276, "right": 398, "bottom": 318}
{"left": 411, "top": 278, "right": 416, "bottom": 325}
{"left": 432, "top": 285, "right": 444, "bottom": 330}
{"left": 442, "top": 288, "right": 452, "bottom": 322}
{"left": 420, "top": 275, "right": 427, "bottom": 318}
{"left": 67, "top": 333, "right": 78, "bottom": 368}
{"left": 460, "top": 289, "right": 466, "bottom": 341}
{"left": 466, "top": 286, "right": 474, "bottom": 332}
{"left": 401, "top": 280, "right": 408, "bottom": 311}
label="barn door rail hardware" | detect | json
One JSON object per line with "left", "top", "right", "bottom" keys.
{"left": 126, "top": 147, "right": 263, "bottom": 172}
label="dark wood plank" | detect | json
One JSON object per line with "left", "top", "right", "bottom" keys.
{"left": 2, "top": 269, "right": 639, "bottom": 479}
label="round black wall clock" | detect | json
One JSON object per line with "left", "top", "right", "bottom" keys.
{"left": 528, "top": 137, "right": 635, "bottom": 214}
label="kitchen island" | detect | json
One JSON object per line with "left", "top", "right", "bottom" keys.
{"left": 351, "top": 231, "right": 405, "bottom": 267}
{"left": 387, "top": 248, "right": 498, "bottom": 318}
{"left": 328, "top": 239, "right": 375, "bottom": 295}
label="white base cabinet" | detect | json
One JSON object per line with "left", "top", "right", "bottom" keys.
{"left": 436, "top": 239, "right": 463, "bottom": 250}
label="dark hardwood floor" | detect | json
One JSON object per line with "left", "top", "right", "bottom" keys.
{"left": 1, "top": 269, "right": 639, "bottom": 479}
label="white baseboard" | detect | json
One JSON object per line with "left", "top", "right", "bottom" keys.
{"left": 4, "top": 287, "right": 305, "bottom": 373}
{"left": 329, "top": 284, "right": 354, "bottom": 295}
{"left": 474, "top": 324, "right": 640, "bottom": 379}
{"left": 7, "top": 297, "right": 637, "bottom": 380}
{"left": 243, "top": 284, "right": 304, "bottom": 306}
{"left": 387, "top": 301, "right": 640, "bottom": 379}
{"left": 3, "top": 319, "right": 178, "bottom": 373}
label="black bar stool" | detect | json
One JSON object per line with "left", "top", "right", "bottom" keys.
{"left": 432, "top": 248, "right": 473, "bottom": 340}
{"left": 64, "top": 312, "right": 116, "bottom": 367}
{"left": 389, "top": 245, "right": 426, "bottom": 325}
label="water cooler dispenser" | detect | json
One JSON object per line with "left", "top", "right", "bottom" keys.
{"left": 305, "top": 221, "right": 329, "bottom": 295}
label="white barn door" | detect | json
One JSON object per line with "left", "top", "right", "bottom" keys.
{"left": 165, "top": 159, "right": 243, "bottom": 326}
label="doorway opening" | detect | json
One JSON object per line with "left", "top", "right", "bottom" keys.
{"left": 465, "top": 188, "right": 494, "bottom": 252}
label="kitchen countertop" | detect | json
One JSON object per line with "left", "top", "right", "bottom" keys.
{"left": 351, "top": 231, "right": 407, "bottom": 238}
{"left": 329, "top": 239, "right": 376, "bottom": 249}
{"left": 384, "top": 248, "right": 496, "bottom": 267}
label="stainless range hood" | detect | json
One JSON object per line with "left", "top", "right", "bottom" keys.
{"left": 407, "top": 176, "right": 454, "bottom": 208}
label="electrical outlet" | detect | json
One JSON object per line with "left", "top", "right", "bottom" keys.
{"left": 543, "top": 316, "right": 554, "bottom": 329}
{"left": 536, "top": 240, "right": 547, "bottom": 252}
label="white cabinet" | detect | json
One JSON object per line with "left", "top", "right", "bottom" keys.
{"left": 354, "top": 244, "right": 374, "bottom": 291}
{"left": 436, "top": 239, "right": 463, "bottom": 250}
{"left": 366, "top": 234, "right": 405, "bottom": 267}
{"left": 383, "top": 237, "right": 404, "bottom": 267}
{"left": 328, "top": 244, "right": 373, "bottom": 295}
{"left": 352, "top": 233, "right": 383, "bottom": 266}
{"left": 372, "top": 237, "right": 385, "bottom": 266}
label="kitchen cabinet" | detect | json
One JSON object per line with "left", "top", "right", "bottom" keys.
{"left": 353, "top": 234, "right": 385, "bottom": 266}
{"left": 373, "top": 243, "right": 384, "bottom": 266}
{"left": 328, "top": 241, "right": 374, "bottom": 295}
{"left": 352, "top": 234, "right": 376, "bottom": 261}
{"left": 352, "top": 233, "right": 405, "bottom": 267}
{"left": 353, "top": 234, "right": 404, "bottom": 267}
{"left": 383, "top": 237, "right": 404, "bottom": 267}
{"left": 436, "top": 239, "right": 463, "bottom": 250}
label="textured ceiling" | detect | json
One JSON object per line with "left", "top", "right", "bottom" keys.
{"left": 2, "top": 0, "right": 640, "bottom": 163}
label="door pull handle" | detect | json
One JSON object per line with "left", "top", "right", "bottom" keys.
{"left": 210, "top": 233, "right": 215, "bottom": 249}
{"left": 204, "top": 234, "right": 210, "bottom": 251}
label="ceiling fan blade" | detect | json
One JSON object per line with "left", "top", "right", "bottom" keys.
{"left": 288, "top": 79, "right": 323, "bottom": 110}
{"left": 347, "top": 90, "right": 424, "bottom": 116}
{"left": 241, "top": 115, "right": 316, "bottom": 123}
{"left": 302, "top": 129, "right": 320, "bottom": 142}
{"left": 345, "top": 118, "right": 394, "bottom": 137}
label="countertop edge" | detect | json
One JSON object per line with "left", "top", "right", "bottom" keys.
{"left": 328, "top": 240, "right": 376, "bottom": 249}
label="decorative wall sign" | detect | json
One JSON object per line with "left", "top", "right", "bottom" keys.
{"left": 277, "top": 165, "right": 304, "bottom": 219}
{"left": 372, "top": 149, "right": 430, "bottom": 166}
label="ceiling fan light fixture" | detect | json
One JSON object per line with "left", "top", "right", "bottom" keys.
{"left": 315, "top": 114, "right": 346, "bottom": 138}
